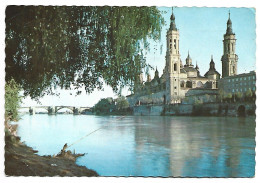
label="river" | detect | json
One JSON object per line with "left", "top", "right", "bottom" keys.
{"left": 15, "top": 114, "right": 255, "bottom": 177}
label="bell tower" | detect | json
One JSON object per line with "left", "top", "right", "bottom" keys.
{"left": 221, "top": 11, "right": 238, "bottom": 78}
{"left": 166, "top": 8, "right": 181, "bottom": 104}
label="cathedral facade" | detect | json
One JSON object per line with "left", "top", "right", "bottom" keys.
{"left": 128, "top": 10, "right": 237, "bottom": 105}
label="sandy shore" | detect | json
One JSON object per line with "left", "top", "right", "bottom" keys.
{"left": 4, "top": 121, "right": 99, "bottom": 177}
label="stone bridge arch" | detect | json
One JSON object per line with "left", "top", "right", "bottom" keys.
{"left": 29, "top": 106, "right": 49, "bottom": 115}
{"left": 24, "top": 106, "right": 92, "bottom": 115}
{"left": 56, "top": 106, "right": 83, "bottom": 114}
{"left": 55, "top": 106, "right": 75, "bottom": 113}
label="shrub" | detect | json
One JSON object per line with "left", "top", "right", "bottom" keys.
{"left": 225, "top": 93, "right": 232, "bottom": 103}
{"left": 116, "top": 96, "right": 129, "bottom": 110}
{"left": 194, "top": 98, "right": 203, "bottom": 105}
{"left": 5, "top": 79, "right": 21, "bottom": 121}
{"left": 245, "top": 89, "right": 253, "bottom": 102}
{"left": 235, "top": 92, "right": 243, "bottom": 102}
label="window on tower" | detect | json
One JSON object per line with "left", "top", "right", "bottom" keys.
{"left": 174, "top": 39, "right": 176, "bottom": 49}
{"left": 170, "top": 39, "right": 172, "bottom": 43}
{"left": 174, "top": 64, "right": 177, "bottom": 71}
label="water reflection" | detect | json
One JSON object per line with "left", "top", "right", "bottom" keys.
{"left": 133, "top": 116, "right": 255, "bottom": 177}
{"left": 16, "top": 115, "right": 255, "bottom": 177}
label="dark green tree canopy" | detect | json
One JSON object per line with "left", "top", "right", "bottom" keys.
{"left": 6, "top": 6, "right": 164, "bottom": 100}
{"left": 94, "top": 97, "right": 116, "bottom": 114}
{"left": 115, "top": 96, "right": 129, "bottom": 110}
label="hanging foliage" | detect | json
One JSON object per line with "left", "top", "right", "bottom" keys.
{"left": 5, "top": 6, "right": 164, "bottom": 99}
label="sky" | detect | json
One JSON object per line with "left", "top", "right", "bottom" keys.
{"left": 21, "top": 7, "right": 256, "bottom": 107}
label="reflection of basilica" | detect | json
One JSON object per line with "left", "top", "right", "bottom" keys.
{"left": 133, "top": 116, "right": 254, "bottom": 177}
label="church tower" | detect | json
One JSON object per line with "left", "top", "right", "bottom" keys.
{"left": 221, "top": 11, "right": 238, "bottom": 78}
{"left": 166, "top": 8, "right": 181, "bottom": 104}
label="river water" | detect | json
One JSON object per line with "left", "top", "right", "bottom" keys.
{"left": 16, "top": 114, "right": 255, "bottom": 177}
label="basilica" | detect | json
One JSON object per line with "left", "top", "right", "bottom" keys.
{"left": 128, "top": 10, "right": 237, "bottom": 105}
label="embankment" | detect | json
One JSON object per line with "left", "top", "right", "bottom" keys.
{"left": 4, "top": 121, "right": 98, "bottom": 177}
{"left": 133, "top": 102, "right": 256, "bottom": 117}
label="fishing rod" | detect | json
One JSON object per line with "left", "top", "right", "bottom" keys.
{"left": 60, "top": 115, "right": 126, "bottom": 153}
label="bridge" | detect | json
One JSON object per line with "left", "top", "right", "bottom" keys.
{"left": 19, "top": 106, "right": 92, "bottom": 115}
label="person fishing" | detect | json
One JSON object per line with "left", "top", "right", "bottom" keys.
{"left": 59, "top": 143, "right": 68, "bottom": 155}
{"left": 58, "top": 116, "right": 126, "bottom": 155}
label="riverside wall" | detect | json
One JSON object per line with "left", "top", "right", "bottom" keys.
{"left": 133, "top": 105, "right": 164, "bottom": 116}
{"left": 132, "top": 102, "right": 255, "bottom": 116}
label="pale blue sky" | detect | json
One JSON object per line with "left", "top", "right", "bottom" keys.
{"left": 147, "top": 7, "right": 256, "bottom": 78}
{"left": 22, "top": 7, "right": 256, "bottom": 107}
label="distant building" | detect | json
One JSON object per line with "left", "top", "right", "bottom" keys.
{"left": 218, "top": 12, "right": 256, "bottom": 97}
{"left": 221, "top": 12, "right": 238, "bottom": 78}
{"left": 218, "top": 71, "right": 256, "bottom": 95}
{"left": 128, "top": 10, "right": 255, "bottom": 106}
{"left": 128, "top": 9, "right": 222, "bottom": 105}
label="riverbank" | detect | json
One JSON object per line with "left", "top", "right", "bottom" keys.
{"left": 132, "top": 102, "right": 256, "bottom": 117}
{"left": 4, "top": 121, "right": 98, "bottom": 176}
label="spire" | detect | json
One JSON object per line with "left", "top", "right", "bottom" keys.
{"left": 195, "top": 61, "right": 199, "bottom": 70}
{"left": 226, "top": 10, "right": 234, "bottom": 35}
{"left": 155, "top": 66, "right": 159, "bottom": 78}
{"left": 210, "top": 55, "right": 215, "bottom": 70}
{"left": 227, "top": 10, "right": 232, "bottom": 24}
{"left": 185, "top": 51, "right": 193, "bottom": 66}
{"left": 169, "top": 7, "right": 177, "bottom": 31}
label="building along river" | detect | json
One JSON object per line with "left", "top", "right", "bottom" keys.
{"left": 15, "top": 114, "right": 255, "bottom": 177}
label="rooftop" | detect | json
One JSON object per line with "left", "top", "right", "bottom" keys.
{"left": 219, "top": 71, "right": 255, "bottom": 80}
